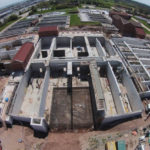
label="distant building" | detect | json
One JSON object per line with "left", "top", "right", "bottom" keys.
{"left": 109, "top": 11, "right": 131, "bottom": 20}
{"left": 102, "top": 23, "right": 119, "bottom": 34}
{"left": 38, "top": 26, "right": 58, "bottom": 37}
{"left": 31, "top": 19, "right": 39, "bottom": 26}
{"left": 112, "top": 15, "right": 145, "bottom": 39}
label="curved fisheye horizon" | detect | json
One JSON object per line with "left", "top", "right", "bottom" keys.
{"left": 0, "top": 0, "right": 150, "bottom": 150}
{"left": 0, "top": 0, "right": 150, "bottom": 9}
{"left": 133, "top": 0, "right": 150, "bottom": 6}
{"left": 0, "top": 0, "right": 26, "bottom": 9}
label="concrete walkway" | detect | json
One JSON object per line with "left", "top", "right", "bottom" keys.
{"left": 132, "top": 17, "right": 150, "bottom": 32}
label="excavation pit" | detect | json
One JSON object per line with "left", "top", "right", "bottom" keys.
{"left": 50, "top": 87, "right": 93, "bottom": 131}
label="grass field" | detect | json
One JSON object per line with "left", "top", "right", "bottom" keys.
{"left": 36, "top": 9, "right": 52, "bottom": 14}
{"left": 0, "top": 19, "right": 19, "bottom": 32}
{"left": 133, "top": 16, "right": 150, "bottom": 34}
{"left": 70, "top": 14, "right": 100, "bottom": 26}
{"left": 34, "top": 7, "right": 101, "bottom": 27}
{"left": 144, "top": 28, "right": 150, "bottom": 34}
{"left": 35, "top": 7, "right": 78, "bottom": 15}
{"left": 134, "top": 17, "right": 150, "bottom": 28}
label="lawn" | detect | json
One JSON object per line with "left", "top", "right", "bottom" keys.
{"left": 144, "top": 28, "right": 150, "bottom": 34}
{"left": 132, "top": 16, "right": 150, "bottom": 34}
{"left": 0, "top": 19, "right": 19, "bottom": 32}
{"left": 70, "top": 14, "right": 101, "bottom": 26}
{"left": 35, "top": 7, "right": 78, "bottom": 15}
{"left": 133, "top": 16, "right": 150, "bottom": 28}
{"left": 35, "top": 9, "right": 53, "bottom": 14}
{"left": 32, "top": 6, "right": 101, "bottom": 27}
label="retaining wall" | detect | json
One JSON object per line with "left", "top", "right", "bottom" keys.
{"left": 122, "top": 70, "right": 144, "bottom": 111}
{"left": 107, "top": 62, "right": 125, "bottom": 114}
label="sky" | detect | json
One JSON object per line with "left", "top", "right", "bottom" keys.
{"left": 0, "top": 0, "right": 26, "bottom": 9}
{"left": 133, "top": 0, "right": 150, "bottom": 6}
{"left": 0, "top": 0, "right": 150, "bottom": 9}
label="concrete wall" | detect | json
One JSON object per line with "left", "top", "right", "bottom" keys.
{"left": 50, "top": 62, "right": 67, "bottom": 77}
{"left": 105, "top": 40, "right": 116, "bottom": 56}
{"left": 30, "top": 62, "right": 46, "bottom": 73}
{"left": 49, "top": 38, "right": 56, "bottom": 58}
{"left": 39, "top": 67, "right": 50, "bottom": 117}
{"left": 101, "top": 111, "right": 142, "bottom": 127}
{"left": 107, "top": 63, "right": 125, "bottom": 114}
{"left": 88, "top": 76, "right": 105, "bottom": 127}
{"left": 30, "top": 118, "right": 48, "bottom": 132}
{"left": 84, "top": 36, "right": 92, "bottom": 57}
{"left": 11, "top": 115, "right": 31, "bottom": 123}
{"left": 33, "top": 40, "right": 41, "bottom": 59}
{"left": 122, "top": 71, "right": 144, "bottom": 111}
{"left": 9, "top": 69, "right": 31, "bottom": 115}
{"left": 56, "top": 37, "right": 70, "bottom": 48}
{"left": 96, "top": 39, "right": 106, "bottom": 57}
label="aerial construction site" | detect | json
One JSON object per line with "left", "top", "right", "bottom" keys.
{"left": 0, "top": 29, "right": 144, "bottom": 134}
{"left": 1, "top": 2, "right": 150, "bottom": 149}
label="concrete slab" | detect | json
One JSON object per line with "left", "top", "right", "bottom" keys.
{"left": 100, "top": 77, "right": 117, "bottom": 116}
{"left": 20, "top": 78, "right": 43, "bottom": 117}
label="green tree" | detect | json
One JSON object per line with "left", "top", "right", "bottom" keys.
{"left": 29, "top": 6, "right": 37, "bottom": 15}
{"left": 7, "top": 14, "right": 18, "bottom": 22}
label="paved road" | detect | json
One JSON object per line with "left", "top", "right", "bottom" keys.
{"left": 0, "top": 12, "right": 29, "bottom": 34}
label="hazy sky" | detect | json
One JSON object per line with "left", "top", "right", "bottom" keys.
{"left": 0, "top": 0, "right": 26, "bottom": 9}
{"left": 133, "top": 0, "right": 150, "bottom": 6}
{"left": 0, "top": 0, "right": 150, "bottom": 9}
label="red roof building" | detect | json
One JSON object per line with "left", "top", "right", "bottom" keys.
{"left": 11, "top": 42, "right": 34, "bottom": 70}
{"left": 110, "top": 11, "right": 131, "bottom": 20}
{"left": 135, "top": 28, "right": 146, "bottom": 39}
{"left": 31, "top": 19, "right": 39, "bottom": 26}
{"left": 112, "top": 15, "right": 145, "bottom": 39}
{"left": 38, "top": 26, "right": 58, "bottom": 37}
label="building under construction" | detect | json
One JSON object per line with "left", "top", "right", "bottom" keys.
{"left": 0, "top": 32, "right": 143, "bottom": 133}
{"left": 112, "top": 37, "right": 150, "bottom": 97}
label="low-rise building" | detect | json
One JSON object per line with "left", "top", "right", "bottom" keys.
{"left": 38, "top": 26, "right": 58, "bottom": 37}
{"left": 112, "top": 15, "right": 145, "bottom": 39}
{"left": 11, "top": 42, "right": 34, "bottom": 70}
{"left": 109, "top": 11, "right": 131, "bottom": 20}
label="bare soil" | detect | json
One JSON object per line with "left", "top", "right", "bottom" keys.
{"left": 0, "top": 77, "right": 9, "bottom": 95}
{"left": 0, "top": 114, "right": 150, "bottom": 150}
{"left": 50, "top": 87, "right": 93, "bottom": 131}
